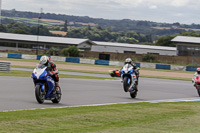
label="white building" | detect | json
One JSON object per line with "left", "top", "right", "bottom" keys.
{"left": 171, "top": 36, "right": 200, "bottom": 57}
{"left": 0, "top": 32, "right": 95, "bottom": 50}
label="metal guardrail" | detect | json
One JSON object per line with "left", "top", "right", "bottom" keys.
{"left": 0, "top": 62, "right": 10, "bottom": 72}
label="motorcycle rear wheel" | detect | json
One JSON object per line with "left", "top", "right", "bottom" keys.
{"left": 197, "top": 87, "right": 200, "bottom": 97}
{"left": 35, "top": 84, "right": 45, "bottom": 104}
{"left": 110, "top": 73, "right": 114, "bottom": 77}
{"left": 51, "top": 87, "right": 62, "bottom": 103}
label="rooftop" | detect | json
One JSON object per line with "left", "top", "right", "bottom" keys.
{"left": 171, "top": 36, "right": 200, "bottom": 44}
{"left": 94, "top": 41, "right": 176, "bottom": 51}
{"left": 0, "top": 32, "right": 94, "bottom": 45}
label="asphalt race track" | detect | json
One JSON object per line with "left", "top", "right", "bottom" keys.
{"left": 0, "top": 76, "right": 198, "bottom": 111}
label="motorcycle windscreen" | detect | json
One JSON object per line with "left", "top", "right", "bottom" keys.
{"left": 122, "top": 64, "right": 133, "bottom": 73}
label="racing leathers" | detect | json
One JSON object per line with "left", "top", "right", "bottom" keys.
{"left": 46, "top": 58, "right": 60, "bottom": 94}
{"left": 193, "top": 72, "right": 200, "bottom": 87}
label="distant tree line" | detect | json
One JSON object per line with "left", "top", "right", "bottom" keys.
{"left": 66, "top": 26, "right": 153, "bottom": 43}
{"left": 0, "top": 22, "right": 153, "bottom": 43}
{"left": 1, "top": 21, "right": 200, "bottom": 48}
{"left": 2, "top": 9, "right": 200, "bottom": 36}
{"left": 0, "top": 22, "right": 62, "bottom": 36}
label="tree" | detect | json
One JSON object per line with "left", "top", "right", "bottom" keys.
{"left": 67, "top": 46, "right": 79, "bottom": 57}
{"left": 63, "top": 20, "right": 68, "bottom": 32}
{"left": 12, "top": 29, "right": 28, "bottom": 34}
{"left": 0, "top": 24, "right": 7, "bottom": 32}
{"left": 61, "top": 46, "right": 79, "bottom": 57}
{"left": 156, "top": 35, "right": 176, "bottom": 47}
{"left": 46, "top": 47, "right": 57, "bottom": 56}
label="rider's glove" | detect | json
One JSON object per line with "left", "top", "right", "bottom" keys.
{"left": 49, "top": 71, "right": 56, "bottom": 76}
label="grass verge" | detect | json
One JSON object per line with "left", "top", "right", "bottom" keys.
{"left": 0, "top": 58, "right": 195, "bottom": 73}
{"left": 12, "top": 65, "right": 109, "bottom": 75}
{"left": 1, "top": 102, "right": 200, "bottom": 133}
{"left": 11, "top": 65, "right": 192, "bottom": 81}
{"left": 0, "top": 58, "right": 120, "bottom": 68}
{"left": 0, "top": 70, "right": 113, "bottom": 80}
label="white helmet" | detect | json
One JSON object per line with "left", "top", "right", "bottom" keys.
{"left": 125, "top": 58, "right": 132, "bottom": 64}
{"left": 40, "top": 55, "right": 49, "bottom": 65}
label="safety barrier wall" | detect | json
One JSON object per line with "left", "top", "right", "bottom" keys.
{"left": 156, "top": 64, "right": 171, "bottom": 70}
{"left": 186, "top": 66, "right": 198, "bottom": 71}
{"left": 37, "top": 55, "right": 43, "bottom": 60}
{"left": 66, "top": 58, "right": 80, "bottom": 63}
{"left": 8, "top": 53, "right": 22, "bottom": 59}
{"left": 140, "top": 63, "right": 156, "bottom": 69}
{"left": 109, "top": 61, "right": 124, "bottom": 66}
{"left": 0, "top": 53, "right": 199, "bottom": 72}
{"left": 135, "top": 63, "right": 141, "bottom": 68}
{"left": 51, "top": 56, "right": 66, "bottom": 62}
{"left": 0, "top": 62, "right": 10, "bottom": 72}
{"left": 80, "top": 58, "right": 95, "bottom": 64}
{"left": 0, "top": 53, "right": 8, "bottom": 58}
{"left": 22, "top": 54, "right": 37, "bottom": 60}
{"left": 95, "top": 60, "right": 109, "bottom": 65}
{"left": 171, "top": 65, "right": 186, "bottom": 71}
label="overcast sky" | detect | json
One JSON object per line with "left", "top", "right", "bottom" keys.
{"left": 2, "top": 0, "right": 200, "bottom": 24}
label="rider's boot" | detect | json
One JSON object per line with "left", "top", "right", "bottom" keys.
{"left": 55, "top": 82, "right": 61, "bottom": 94}
{"left": 194, "top": 83, "right": 197, "bottom": 87}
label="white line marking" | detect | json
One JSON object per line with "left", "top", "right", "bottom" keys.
{"left": 2, "top": 97, "right": 200, "bottom": 112}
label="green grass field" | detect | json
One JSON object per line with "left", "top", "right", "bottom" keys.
{"left": 2, "top": 16, "right": 63, "bottom": 26}
{"left": 1, "top": 102, "right": 200, "bottom": 133}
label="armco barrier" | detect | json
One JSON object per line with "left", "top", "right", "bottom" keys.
{"left": 0, "top": 62, "right": 10, "bottom": 72}
{"left": 51, "top": 56, "right": 66, "bottom": 62}
{"left": 22, "top": 54, "right": 37, "bottom": 60}
{"left": 1, "top": 52, "right": 200, "bottom": 72}
{"left": 80, "top": 58, "right": 95, "bottom": 64}
{"left": 8, "top": 53, "right": 22, "bottom": 59}
{"left": 140, "top": 63, "right": 156, "bottom": 69}
{"left": 135, "top": 63, "right": 140, "bottom": 68}
{"left": 66, "top": 58, "right": 80, "bottom": 63}
{"left": 171, "top": 65, "right": 186, "bottom": 71}
{"left": 37, "top": 55, "right": 43, "bottom": 60}
{"left": 95, "top": 60, "right": 109, "bottom": 65}
{"left": 0, "top": 53, "right": 8, "bottom": 58}
{"left": 156, "top": 64, "right": 171, "bottom": 70}
{"left": 109, "top": 61, "right": 124, "bottom": 66}
{"left": 186, "top": 66, "right": 198, "bottom": 71}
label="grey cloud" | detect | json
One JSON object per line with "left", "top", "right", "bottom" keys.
{"left": 2, "top": 0, "right": 200, "bottom": 24}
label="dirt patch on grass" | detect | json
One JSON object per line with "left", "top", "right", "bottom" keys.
{"left": 50, "top": 31, "right": 67, "bottom": 36}
{"left": 32, "top": 18, "right": 64, "bottom": 23}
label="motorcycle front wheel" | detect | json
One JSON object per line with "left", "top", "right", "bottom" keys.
{"left": 130, "top": 85, "right": 138, "bottom": 98}
{"left": 35, "top": 84, "right": 45, "bottom": 104}
{"left": 123, "top": 77, "right": 130, "bottom": 92}
{"left": 130, "top": 90, "right": 137, "bottom": 98}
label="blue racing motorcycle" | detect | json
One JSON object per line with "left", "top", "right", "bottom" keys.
{"left": 121, "top": 64, "right": 138, "bottom": 98}
{"left": 32, "top": 64, "right": 61, "bottom": 104}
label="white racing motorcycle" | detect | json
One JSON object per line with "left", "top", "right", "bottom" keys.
{"left": 121, "top": 64, "right": 138, "bottom": 98}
